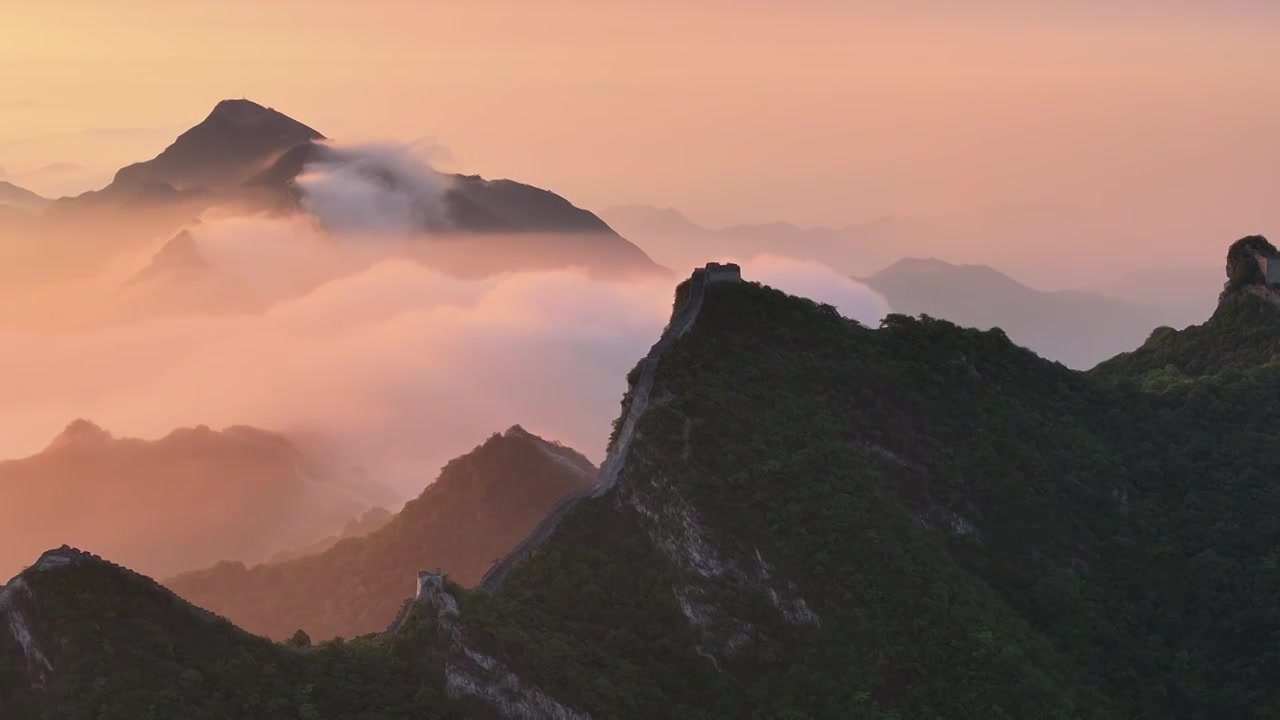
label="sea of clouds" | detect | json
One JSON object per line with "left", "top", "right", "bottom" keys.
{"left": 0, "top": 144, "right": 891, "bottom": 500}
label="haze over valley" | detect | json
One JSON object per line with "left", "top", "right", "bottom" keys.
{"left": 3, "top": 3, "right": 1280, "bottom": 718}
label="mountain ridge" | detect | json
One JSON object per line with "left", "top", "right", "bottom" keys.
{"left": 8, "top": 237, "right": 1280, "bottom": 717}
{"left": 863, "top": 256, "right": 1171, "bottom": 368}
{"left": 0, "top": 419, "right": 393, "bottom": 581}
{"left": 165, "top": 425, "right": 597, "bottom": 640}
{"left": 24, "top": 99, "right": 663, "bottom": 285}
{"left": 0, "top": 181, "right": 50, "bottom": 212}
{"left": 601, "top": 202, "right": 895, "bottom": 276}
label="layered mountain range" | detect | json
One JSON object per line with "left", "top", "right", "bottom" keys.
{"left": 0, "top": 420, "right": 394, "bottom": 581}
{"left": 6, "top": 236, "right": 1280, "bottom": 718}
{"left": 861, "top": 257, "right": 1173, "bottom": 368}
{"left": 2, "top": 99, "right": 661, "bottom": 290}
{"left": 0, "top": 182, "right": 49, "bottom": 213}
{"left": 604, "top": 204, "right": 1209, "bottom": 368}
{"left": 166, "top": 426, "right": 596, "bottom": 641}
{"left": 601, "top": 203, "right": 896, "bottom": 276}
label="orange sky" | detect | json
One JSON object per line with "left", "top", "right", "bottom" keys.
{"left": 3, "top": 1, "right": 1279, "bottom": 279}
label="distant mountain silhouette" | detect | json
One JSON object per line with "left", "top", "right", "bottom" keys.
{"left": 17, "top": 103, "right": 321, "bottom": 282}
{"left": 863, "top": 257, "right": 1166, "bottom": 368}
{"left": 601, "top": 203, "right": 894, "bottom": 275}
{"left": 111, "top": 229, "right": 266, "bottom": 321}
{"left": 264, "top": 507, "right": 394, "bottom": 564}
{"left": 166, "top": 426, "right": 597, "bottom": 640}
{"left": 0, "top": 420, "right": 394, "bottom": 580}
{"left": 0, "top": 202, "right": 38, "bottom": 230}
{"left": 241, "top": 138, "right": 662, "bottom": 277}
{"left": 602, "top": 204, "right": 705, "bottom": 234}
{"left": 60, "top": 99, "right": 323, "bottom": 207}
{"left": 1082, "top": 265, "right": 1220, "bottom": 328}
{"left": 0, "top": 181, "right": 49, "bottom": 213}
{"left": 24, "top": 98, "right": 661, "bottom": 286}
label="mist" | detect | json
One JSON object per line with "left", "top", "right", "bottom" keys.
{"left": 0, "top": 144, "right": 890, "bottom": 501}
{"left": 0, "top": 258, "right": 887, "bottom": 495}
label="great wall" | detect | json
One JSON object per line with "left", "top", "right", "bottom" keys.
{"left": 476, "top": 263, "right": 740, "bottom": 592}
{"left": 388, "top": 263, "right": 743, "bottom": 719}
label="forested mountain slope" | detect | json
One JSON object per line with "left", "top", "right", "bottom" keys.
{"left": 8, "top": 239, "right": 1280, "bottom": 718}
{"left": 454, "top": 240, "right": 1280, "bottom": 718}
{"left": 0, "top": 547, "right": 463, "bottom": 720}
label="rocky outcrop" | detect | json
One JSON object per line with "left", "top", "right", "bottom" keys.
{"left": 622, "top": 475, "right": 820, "bottom": 661}
{"left": 407, "top": 574, "right": 592, "bottom": 720}
{"left": 0, "top": 577, "right": 53, "bottom": 691}
{"left": 611, "top": 266, "right": 820, "bottom": 661}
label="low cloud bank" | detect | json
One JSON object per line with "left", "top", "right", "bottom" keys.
{"left": 0, "top": 251, "right": 888, "bottom": 498}
{"left": 0, "top": 144, "right": 891, "bottom": 500}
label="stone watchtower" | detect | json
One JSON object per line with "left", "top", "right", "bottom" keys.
{"left": 704, "top": 262, "right": 743, "bottom": 283}
{"left": 1260, "top": 255, "right": 1280, "bottom": 285}
{"left": 1223, "top": 235, "right": 1280, "bottom": 300}
{"left": 417, "top": 569, "right": 444, "bottom": 599}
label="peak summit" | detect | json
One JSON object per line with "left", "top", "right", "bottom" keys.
{"left": 45, "top": 419, "right": 113, "bottom": 451}
{"left": 107, "top": 99, "right": 324, "bottom": 193}
{"left": 205, "top": 98, "right": 279, "bottom": 124}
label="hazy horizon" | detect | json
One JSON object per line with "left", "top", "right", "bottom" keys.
{"left": 0, "top": 0, "right": 1274, "bottom": 578}
{"left": 5, "top": 1, "right": 1278, "bottom": 287}
{"left": 6, "top": 7, "right": 1280, "bottom": 717}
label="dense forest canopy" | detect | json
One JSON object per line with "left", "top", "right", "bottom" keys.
{"left": 7, "top": 239, "right": 1280, "bottom": 719}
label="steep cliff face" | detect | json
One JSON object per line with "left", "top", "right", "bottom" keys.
{"left": 0, "top": 560, "right": 59, "bottom": 693}
{"left": 405, "top": 575, "right": 593, "bottom": 720}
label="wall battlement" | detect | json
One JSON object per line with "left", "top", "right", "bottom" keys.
{"left": 416, "top": 570, "right": 443, "bottom": 599}
{"left": 700, "top": 262, "right": 742, "bottom": 283}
